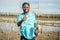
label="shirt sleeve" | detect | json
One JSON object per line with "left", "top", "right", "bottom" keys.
{"left": 16, "top": 13, "right": 23, "bottom": 23}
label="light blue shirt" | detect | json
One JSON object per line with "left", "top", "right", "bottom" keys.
{"left": 17, "top": 12, "right": 36, "bottom": 39}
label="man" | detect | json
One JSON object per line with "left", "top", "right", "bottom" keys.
{"left": 17, "top": 2, "right": 36, "bottom": 40}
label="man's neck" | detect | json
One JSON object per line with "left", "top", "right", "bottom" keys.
{"left": 24, "top": 12, "right": 29, "bottom": 15}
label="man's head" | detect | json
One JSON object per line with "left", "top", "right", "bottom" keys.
{"left": 22, "top": 2, "right": 30, "bottom": 13}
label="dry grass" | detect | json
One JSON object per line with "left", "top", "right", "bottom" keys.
{"left": 35, "top": 31, "right": 60, "bottom": 40}
{"left": 0, "top": 31, "right": 20, "bottom": 40}
{"left": 0, "top": 31, "right": 60, "bottom": 40}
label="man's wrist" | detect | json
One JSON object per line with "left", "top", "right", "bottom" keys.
{"left": 22, "top": 19, "right": 24, "bottom": 21}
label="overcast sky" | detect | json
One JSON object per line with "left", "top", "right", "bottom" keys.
{"left": 0, "top": 0, "right": 60, "bottom": 14}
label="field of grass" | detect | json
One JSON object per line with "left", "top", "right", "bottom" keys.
{"left": 0, "top": 31, "right": 60, "bottom": 40}
{"left": 0, "top": 13, "right": 60, "bottom": 40}
{"left": 0, "top": 31, "right": 20, "bottom": 40}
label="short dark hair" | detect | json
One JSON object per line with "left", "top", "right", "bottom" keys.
{"left": 22, "top": 2, "right": 30, "bottom": 8}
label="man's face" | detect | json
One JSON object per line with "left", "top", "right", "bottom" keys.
{"left": 23, "top": 4, "right": 30, "bottom": 13}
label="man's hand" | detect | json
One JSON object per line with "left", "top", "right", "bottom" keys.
{"left": 23, "top": 16, "right": 27, "bottom": 21}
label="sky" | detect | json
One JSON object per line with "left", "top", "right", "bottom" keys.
{"left": 0, "top": 0, "right": 60, "bottom": 14}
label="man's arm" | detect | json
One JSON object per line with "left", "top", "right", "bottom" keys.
{"left": 17, "top": 16, "right": 27, "bottom": 27}
{"left": 17, "top": 19, "right": 24, "bottom": 27}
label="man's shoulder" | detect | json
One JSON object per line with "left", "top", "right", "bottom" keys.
{"left": 18, "top": 13, "right": 24, "bottom": 16}
{"left": 19, "top": 13, "right": 24, "bottom": 15}
{"left": 29, "top": 12, "right": 35, "bottom": 16}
